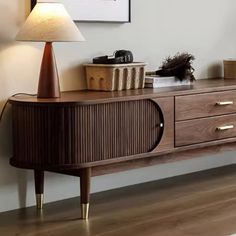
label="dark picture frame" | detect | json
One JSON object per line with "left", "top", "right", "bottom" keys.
{"left": 31, "top": 0, "right": 131, "bottom": 23}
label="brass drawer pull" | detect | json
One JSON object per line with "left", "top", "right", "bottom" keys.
{"left": 216, "top": 125, "right": 234, "bottom": 131}
{"left": 216, "top": 101, "right": 234, "bottom": 106}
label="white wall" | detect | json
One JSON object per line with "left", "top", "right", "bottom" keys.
{"left": 1, "top": 0, "right": 236, "bottom": 213}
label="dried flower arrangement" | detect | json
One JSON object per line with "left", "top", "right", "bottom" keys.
{"left": 147, "top": 53, "right": 195, "bottom": 81}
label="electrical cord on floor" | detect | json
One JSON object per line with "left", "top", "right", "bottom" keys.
{"left": 0, "top": 93, "right": 36, "bottom": 123}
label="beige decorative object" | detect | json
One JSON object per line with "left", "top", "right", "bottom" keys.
{"left": 224, "top": 59, "right": 236, "bottom": 79}
{"left": 16, "top": 2, "right": 85, "bottom": 42}
{"left": 85, "top": 63, "right": 147, "bottom": 91}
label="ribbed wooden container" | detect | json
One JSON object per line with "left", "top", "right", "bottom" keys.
{"left": 224, "top": 60, "right": 236, "bottom": 79}
{"left": 85, "top": 63, "right": 147, "bottom": 91}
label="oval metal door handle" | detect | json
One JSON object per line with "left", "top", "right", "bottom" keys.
{"left": 216, "top": 101, "right": 234, "bottom": 106}
{"left": 216, "top": 125, "right": 234, "bottom": 131}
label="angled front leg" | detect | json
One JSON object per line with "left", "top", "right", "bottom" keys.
{"left": 80, "top": 168, "right": 91, "bottom": 220}
{"left": 34, "top": 170, "right": 44, "bottom": 210}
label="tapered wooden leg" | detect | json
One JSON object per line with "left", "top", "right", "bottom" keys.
{"left": 34, "top": 170, "right": 44, "bottom": 210}
{"left": 80, "top": 168, "right": 91, "bottom": 220}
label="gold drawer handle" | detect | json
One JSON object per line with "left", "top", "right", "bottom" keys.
{"left": 216, "top": 101, "right": 234, "bottom": 106}
{"left": 216, "top": 125, "right": 234, "bottom": 131}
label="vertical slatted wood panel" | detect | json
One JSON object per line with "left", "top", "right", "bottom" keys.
{"left": 11, "top": 99, "right": 163, "bottom": 168}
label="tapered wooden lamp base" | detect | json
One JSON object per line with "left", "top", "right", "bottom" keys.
{"left": 37, "top": 42, "right": 60, "bottom": 98}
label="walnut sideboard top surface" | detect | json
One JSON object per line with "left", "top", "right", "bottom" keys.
{"left": 9, "top": 78, "right": 236, "bottom": 105}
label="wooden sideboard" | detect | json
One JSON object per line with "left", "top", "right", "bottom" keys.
{"left": 9, "top": 78, "right": 236, "bottom": 219}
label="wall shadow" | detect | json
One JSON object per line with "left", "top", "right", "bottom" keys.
{"left": 207, "top": 62, "right": 223, "bottom": 78}
{"left": 61, "top": 64, "right": 88, "bottom": 91}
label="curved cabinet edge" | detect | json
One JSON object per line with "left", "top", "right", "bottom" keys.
{"left": 150, "top": 97, "right": 175, "bottom": 153}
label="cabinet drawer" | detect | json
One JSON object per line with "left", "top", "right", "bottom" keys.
{"left": 175, "top": 90, "right": 236, "bottom": 121}
{"left": 175, "top": 114, "right": 236, "bottom": 147}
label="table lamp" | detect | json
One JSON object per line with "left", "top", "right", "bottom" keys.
{"left": 16, "top": 2, "right": 85, "bottom": 98}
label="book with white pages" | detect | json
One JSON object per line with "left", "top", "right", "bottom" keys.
{"left": 145, "top": 76, "right": 177, "bottom": 83}
{"left": 145, "top": 76, "right": 192, "bottom": 88}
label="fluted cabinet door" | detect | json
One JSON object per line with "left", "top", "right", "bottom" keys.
{"left": 11, "top": 98, "right": 170, "bottom": 169}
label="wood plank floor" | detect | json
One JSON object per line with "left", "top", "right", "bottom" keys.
{"left": 2, "top": 166, "right": 236, "bottom": 236}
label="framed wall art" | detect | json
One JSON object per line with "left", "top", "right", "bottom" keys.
{"left": 31, "top": 0, "right": 131, "bottom": 23}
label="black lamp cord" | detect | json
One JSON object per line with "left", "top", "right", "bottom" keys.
{"left": 0, "top": 93, "right": 36, "bottom": 123}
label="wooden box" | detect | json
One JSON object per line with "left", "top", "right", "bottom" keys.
{"left": 85, "top": 63, "right": 147, "bottom": 91}
{"left": 224, "top": 59, "right": 236, "bottom": 79}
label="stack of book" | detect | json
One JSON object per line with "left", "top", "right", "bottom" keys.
{"left": 145, "top": 75, "right": 191, "bottom": 88}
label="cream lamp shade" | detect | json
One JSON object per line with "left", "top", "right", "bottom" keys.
{"left": 16, "top": 2, "right": 85, "bottom": 42}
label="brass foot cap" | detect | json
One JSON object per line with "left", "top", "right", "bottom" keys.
{"left": 36, "top": 194, "right": 44, "bottom": 210}
{"left": 81, "top": 203, "right": 89, "bottom": 220}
